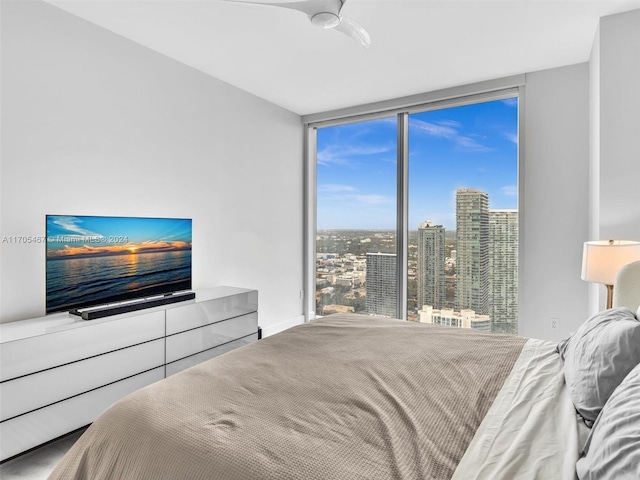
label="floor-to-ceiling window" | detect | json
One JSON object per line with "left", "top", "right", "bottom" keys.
{"left": 315, "top": 116, "right": 398, "bottom": 317}
{"left": 310, "top": 90, "right": 519, "bottom": 334}
{"left": 408, "top": 98, "right": 519, "bottom": 334}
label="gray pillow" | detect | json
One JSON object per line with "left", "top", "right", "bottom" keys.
{"left": 556, "top": 307, "right": 640, "bottom": 426}
{"left": 576, "top": 362, "right": 640, "bottom": 479}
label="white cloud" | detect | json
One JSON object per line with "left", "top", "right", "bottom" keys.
{"left": 501, "top": 184, "right": 518, "bottom": 196}
{"left": 318, "top": 184, "right": 356, "bottom": 192}
{"left": 503, "top": 132, "right": 518, "bottom": 144}
{"left": 410, "top": 118, "right": 492, "bottom": 152}
{"left": 352, "top": 194, "right": 392, "bottom": 205}
{"left": 317, "top": 144, "right": 393, "bottom": 166}
{"left": 322, "top": 189, "right": 394, "bottom": 206}
{"left": 436, "top": 119, "right": 462, "bottom": 128}
{"left": 370, "top": 117, "right": 397, "bottom": 127}
{"left": 456, "top": 136, "right": 492, "bottom": 152}
{"left": 410, "top": 119, "right": 458, "bottom": 139}
{"left": 501, "top": 98, "right": 518, "bottom": 107}
{"left": 52, "top": 216, "right": 103, "bottom": 238}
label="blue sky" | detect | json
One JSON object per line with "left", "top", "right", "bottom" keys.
{"left": 317, "top": 97, "right": 518, "bottom": 230}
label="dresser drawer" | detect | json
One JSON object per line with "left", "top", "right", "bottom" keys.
{"left": 0, "top": 311, "right": 165, "bottom": 382}
{"left": 0, "top": 286, "right": 259, "bottom": 461}
{"left": 166, "top": 334, "right": 258, "bottom": 377}
{"left": 166, "top": 312, "right": 258, "bottom": 363}
{"left": 0, "top": 338, "right": 165, "bottom": 421}
{"left": 0, "top": 367, "right": 164, "bottom": 461}
{"left": 166, "top": 290, "right": 257, "bottom": 335}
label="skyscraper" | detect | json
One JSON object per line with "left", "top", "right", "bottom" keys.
{"left": 489, "top": 210, "right": 518, "bottom": 333}
{"left": 455, "top": 189, "right": 489, "bottom": 314}
{"left": 417, "top": 221, "right": 446, "bottom": 310}
{"left": 365, "top": 252, "right": 397, "bottom": 317}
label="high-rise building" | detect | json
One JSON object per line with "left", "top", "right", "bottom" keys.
{"left": 489, "top": 210, "right": 518, "bottom": 333}
{"left": 417, "top": 221, "right": 446, "bottom": 310}
{"left": 418, "top": 305, "right": 492, "bottom": 332}
{"left": 455, "top": 189, "right": 489, "bottom": 314}
{"left": 365, "top": 252, "right": 397, "bottom": 317}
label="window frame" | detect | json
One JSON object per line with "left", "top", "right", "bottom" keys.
{"left": 304, "top": 81, "right": 525, "bottom": 331}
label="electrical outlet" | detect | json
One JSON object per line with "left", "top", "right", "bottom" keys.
{"left": 299, "top": 289, "right": 304, "bottom": 300}
{"left": 551, "top": 318, "right": 559, "bottom": 330}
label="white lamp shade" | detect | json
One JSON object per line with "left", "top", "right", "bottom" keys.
{"left": 582, "top": 240, "right": 640, "bottom": 285}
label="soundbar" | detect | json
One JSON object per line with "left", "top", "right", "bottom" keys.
{"left": 69, "top": 292, "right": 196, "bottom": 320}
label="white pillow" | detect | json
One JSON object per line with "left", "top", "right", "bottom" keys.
{"left": 556, "top": 307, "right": 640, "bottom": 426}
{"left": 576, "top": 362, "right": 640, "bottom": 479}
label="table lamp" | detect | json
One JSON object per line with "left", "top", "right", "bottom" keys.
{"left": 582, "top": 239, "right": 640, "bottom": 309}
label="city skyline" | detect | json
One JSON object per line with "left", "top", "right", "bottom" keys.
{"left": 317, "top": 187, "right": 518, "bottom": 332}
{"left": 317, "top": 97, "right": 518, "bottom": 230}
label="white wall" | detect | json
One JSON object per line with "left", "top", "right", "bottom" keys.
{"left": 0, "top": 0, "right": 304, "bottom": 328}
{"left": 588, "top": 9, "right": 640, "bottom": 313}
{"left": 587, "top": 25, "right": 601, "bottom": 315}
{"left": 520, "top": 9, "right": 640, "bottom": 335}
{"left": 520, "top": 63, "right": 590, "bottom": 341}
{"left": 598, "top": 9, "right": 640, "bottom": 241}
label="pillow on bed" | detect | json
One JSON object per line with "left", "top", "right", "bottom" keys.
{"left": 556, "top": 307, "right": 640, "bottom": 426}
{"left": 576, "top": 362, "right": 640, "bottom": 479}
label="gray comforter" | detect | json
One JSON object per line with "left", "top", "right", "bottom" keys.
{"left": 49, "top": 314, "right": 526, "bottom": 480}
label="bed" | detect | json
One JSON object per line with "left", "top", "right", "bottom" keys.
{"left": 49, "top": 265, "right": 640, "bottom": 480}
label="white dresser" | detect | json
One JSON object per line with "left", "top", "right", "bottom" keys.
{"left": 0, "top": 286, "right": 258, "bottom": 461}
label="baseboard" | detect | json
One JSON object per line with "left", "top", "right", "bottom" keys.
{"left": 261, "top": 315, "right": 305, "bottom": 338}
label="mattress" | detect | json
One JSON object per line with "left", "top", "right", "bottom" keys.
{"left": 49, "top": 313, "right": 581, "bottom": 480}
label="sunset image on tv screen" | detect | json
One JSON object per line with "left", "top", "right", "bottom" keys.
{"left": 46, "top": 215, "right": 192, "bottom": 313}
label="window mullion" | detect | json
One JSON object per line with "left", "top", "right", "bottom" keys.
{"left": 304, "top": 126, "right": 317, "bottom": 320}
{"left": 396, "top": 112, "right": 409, "bottom": 320}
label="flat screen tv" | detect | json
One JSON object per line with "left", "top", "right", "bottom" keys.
{"left": 46, "top": 215, "right": 192, "bottom": 314}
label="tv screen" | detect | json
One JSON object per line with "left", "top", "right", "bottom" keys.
{"left": 46, "top": 215, "right": 192, "bottom": 314}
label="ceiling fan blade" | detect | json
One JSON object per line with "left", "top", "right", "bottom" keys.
{"left": 334, "top": 16, "right": 370, "bottom": 48}
{"left": 222, "top": 0, "right": 371, "bottom": 47}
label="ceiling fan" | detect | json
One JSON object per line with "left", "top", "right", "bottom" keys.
{"left": 224, "top": 0, "right": 371, "bottom": 48}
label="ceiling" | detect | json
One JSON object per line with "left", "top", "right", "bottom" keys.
{"left": 44, "top": 0, "right": 640, "bottom": 116}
